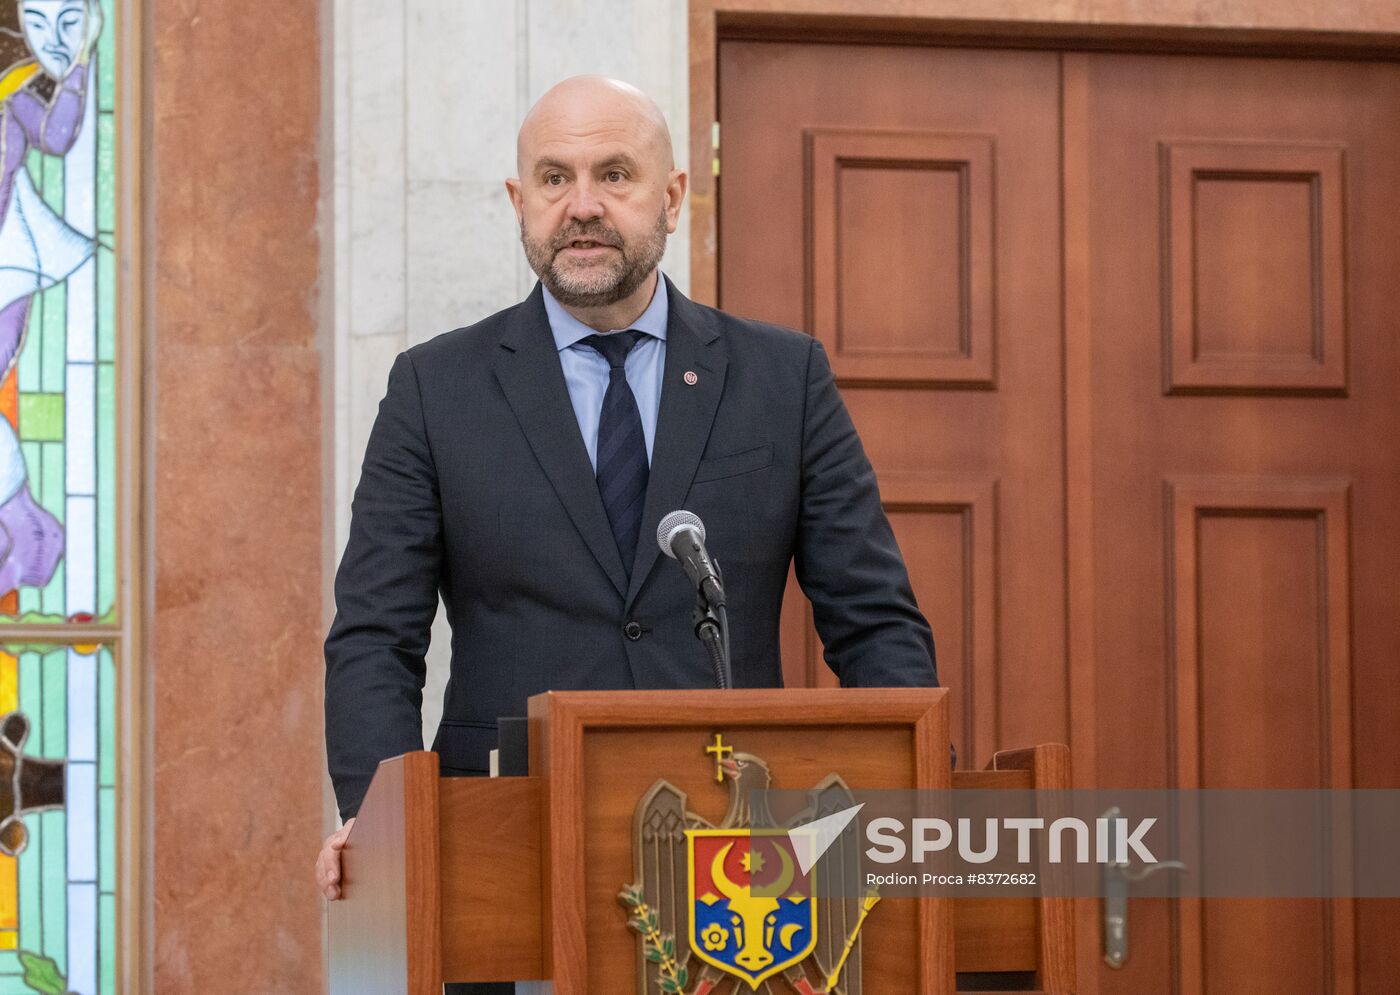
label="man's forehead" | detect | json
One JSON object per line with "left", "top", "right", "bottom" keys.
{"left": 524, "top": 106, "right": 653, "bottom": 148}
{"left": 527, "top": 136, "right": 645, "bottom": 171}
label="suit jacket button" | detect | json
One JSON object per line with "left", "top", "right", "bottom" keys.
{"left": 623, "top": 620, "right": 643, "bottom": 641}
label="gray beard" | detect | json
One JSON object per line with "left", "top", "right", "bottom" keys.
{"left": 522, "top": 209, "right": 668, "bottom": 309}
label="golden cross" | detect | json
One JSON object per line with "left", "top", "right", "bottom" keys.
{"left": 705, "top": 733, "right": 734, "bottom": 784}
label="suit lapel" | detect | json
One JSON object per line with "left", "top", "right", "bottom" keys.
{"left": 493, "top": 285, "right": 629, "bottom": 598}
{"left": 626, "top": 279, "right": 727, "bottom": 607}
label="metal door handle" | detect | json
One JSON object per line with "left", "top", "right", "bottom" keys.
{"left": 1100, "top": 806, "right": 1186, "bottom": 968}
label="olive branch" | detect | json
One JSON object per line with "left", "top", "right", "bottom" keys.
{"left": 618, "top": 883, "right": 690, "bottom": 994}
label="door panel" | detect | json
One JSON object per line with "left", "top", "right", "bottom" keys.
{"left": 1082, "top": 51, "right": 1400, "bottom": 995}
{"left": 717, "top": 37, "right": 1400, "bottom": 993}
{"left": 719, "top": 41, "right": 1068, "bottom": 771}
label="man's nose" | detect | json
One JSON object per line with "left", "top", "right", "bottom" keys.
{"left": 564, "top": 177, "right": 605, "bottom": 222}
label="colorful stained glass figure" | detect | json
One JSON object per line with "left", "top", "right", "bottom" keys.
{"left": 0, "top": 0, "right": 120, "bottom": 991}
{"left": 0, "top": 0, "right": 117, "bottom": 627}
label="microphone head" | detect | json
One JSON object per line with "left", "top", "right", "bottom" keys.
{"left": 657, "top": 510, "right": 705, "bottom": 559}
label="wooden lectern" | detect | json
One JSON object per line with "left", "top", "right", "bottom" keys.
{"left": 328, "top": 688, "right": 1072, "bottom": 994}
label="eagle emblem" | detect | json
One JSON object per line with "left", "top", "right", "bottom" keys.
{"left": 619, "top": 736, "right": 879, "bottom": 995}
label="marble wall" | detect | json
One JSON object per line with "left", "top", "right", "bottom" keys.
{"left": 330, "top": 0, "right": 692, "bottom": 748}
{"left": 150, "top": 0, "right": 326, "bottom": 989}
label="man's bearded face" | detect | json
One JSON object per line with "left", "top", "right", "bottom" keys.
{"left": 520, "top": 205, "right": 668, "bottom": 309}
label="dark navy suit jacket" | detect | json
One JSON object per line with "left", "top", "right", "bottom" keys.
{"left": 325, "top": 278, "right": 937, "bottom": 820}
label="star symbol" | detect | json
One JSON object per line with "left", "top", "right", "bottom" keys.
{"left": 741, "top": 848, "right": 766, "bottom": 875}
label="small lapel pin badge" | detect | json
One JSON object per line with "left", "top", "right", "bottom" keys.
{"left": 684, "top": 370, "right": 699, "bottom": 386}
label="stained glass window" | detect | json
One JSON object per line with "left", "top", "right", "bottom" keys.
{"left": 0, "top": 645, "right": 115, "bottom": 995}
{"left": 0, "top": 0, "right": 118, "bottom": 627}
{"left": 0, "top": 0, "right": 121, "bottom": 992}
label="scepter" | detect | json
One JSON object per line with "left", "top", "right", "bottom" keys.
{"left": 823, "top": 886, "right": 882, "bottom": 992}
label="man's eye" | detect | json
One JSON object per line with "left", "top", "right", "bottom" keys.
{"left": 545, "top": 174, "right": 564, "bottom": 186}
{"left": 606, "top": 170, "right": 625, "bottom": 183}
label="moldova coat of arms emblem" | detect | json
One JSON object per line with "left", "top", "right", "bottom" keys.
{"left": 687, "top": 828, "right": 817, "bottom": 986}
{"left": 619, "top": 736, "right": 879, "bottom": 995}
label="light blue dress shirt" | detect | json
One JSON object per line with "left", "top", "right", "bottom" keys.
{"left": 543, "top": 275, "right": 669, "bottom": 470}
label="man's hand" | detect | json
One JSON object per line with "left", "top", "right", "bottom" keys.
{"left": 316, "top": 817, "right": 355, "bottom": 900}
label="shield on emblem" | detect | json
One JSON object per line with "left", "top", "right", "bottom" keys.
{"left": 686, "top": 828, "right": 818, "bottom": 988}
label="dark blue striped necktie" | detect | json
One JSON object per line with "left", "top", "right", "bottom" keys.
{"left": 580, "top": 331, "right": 648, "bottom": 574}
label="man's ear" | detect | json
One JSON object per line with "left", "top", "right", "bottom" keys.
{"left": 664, "top": 168, "right": 688, "bottom": 234}
{"left": 505, "top": 177, "right": 525, "bottom": 224}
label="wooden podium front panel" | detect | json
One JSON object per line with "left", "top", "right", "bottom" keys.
{"left": 529, "top": 689, "right": 952, "bottom": 995}
{"left": 439, "top": 777, "right": 545, "bottom": 982}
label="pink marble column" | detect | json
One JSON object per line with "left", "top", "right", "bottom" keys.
{"left": 150, "top": 0, "right": 325, "bottom": 989}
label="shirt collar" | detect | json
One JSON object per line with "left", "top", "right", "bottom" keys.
{"left": 542, "top": 272, "right": 670, "bottom": 352}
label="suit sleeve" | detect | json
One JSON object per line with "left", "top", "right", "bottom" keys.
{"left": 793, "top": 338, "right": 938, "bottom": 688}
{"left": 324, "top": 352, "right": 443, "bottom": 820}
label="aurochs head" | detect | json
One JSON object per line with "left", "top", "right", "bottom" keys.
{"left": 709, "top": 840, "right": 796, "bottom": 974}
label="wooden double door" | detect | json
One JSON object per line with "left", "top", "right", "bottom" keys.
{"left": 718, "top": 38, "right": 1400, "bottom": 994}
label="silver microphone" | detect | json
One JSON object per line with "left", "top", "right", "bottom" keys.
{"left": 657, "top": 510, "right": 725, "bottom": 608}
{"left": 657, "top": 510, "right": 705, "bottom": 554}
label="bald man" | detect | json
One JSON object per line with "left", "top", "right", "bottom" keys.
{"left": 319, "top": 77, "right": 938, "bottom": 988}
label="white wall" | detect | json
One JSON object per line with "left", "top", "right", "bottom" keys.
{"left": 332, "top": 0, "right": 691, "bottom": 748}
